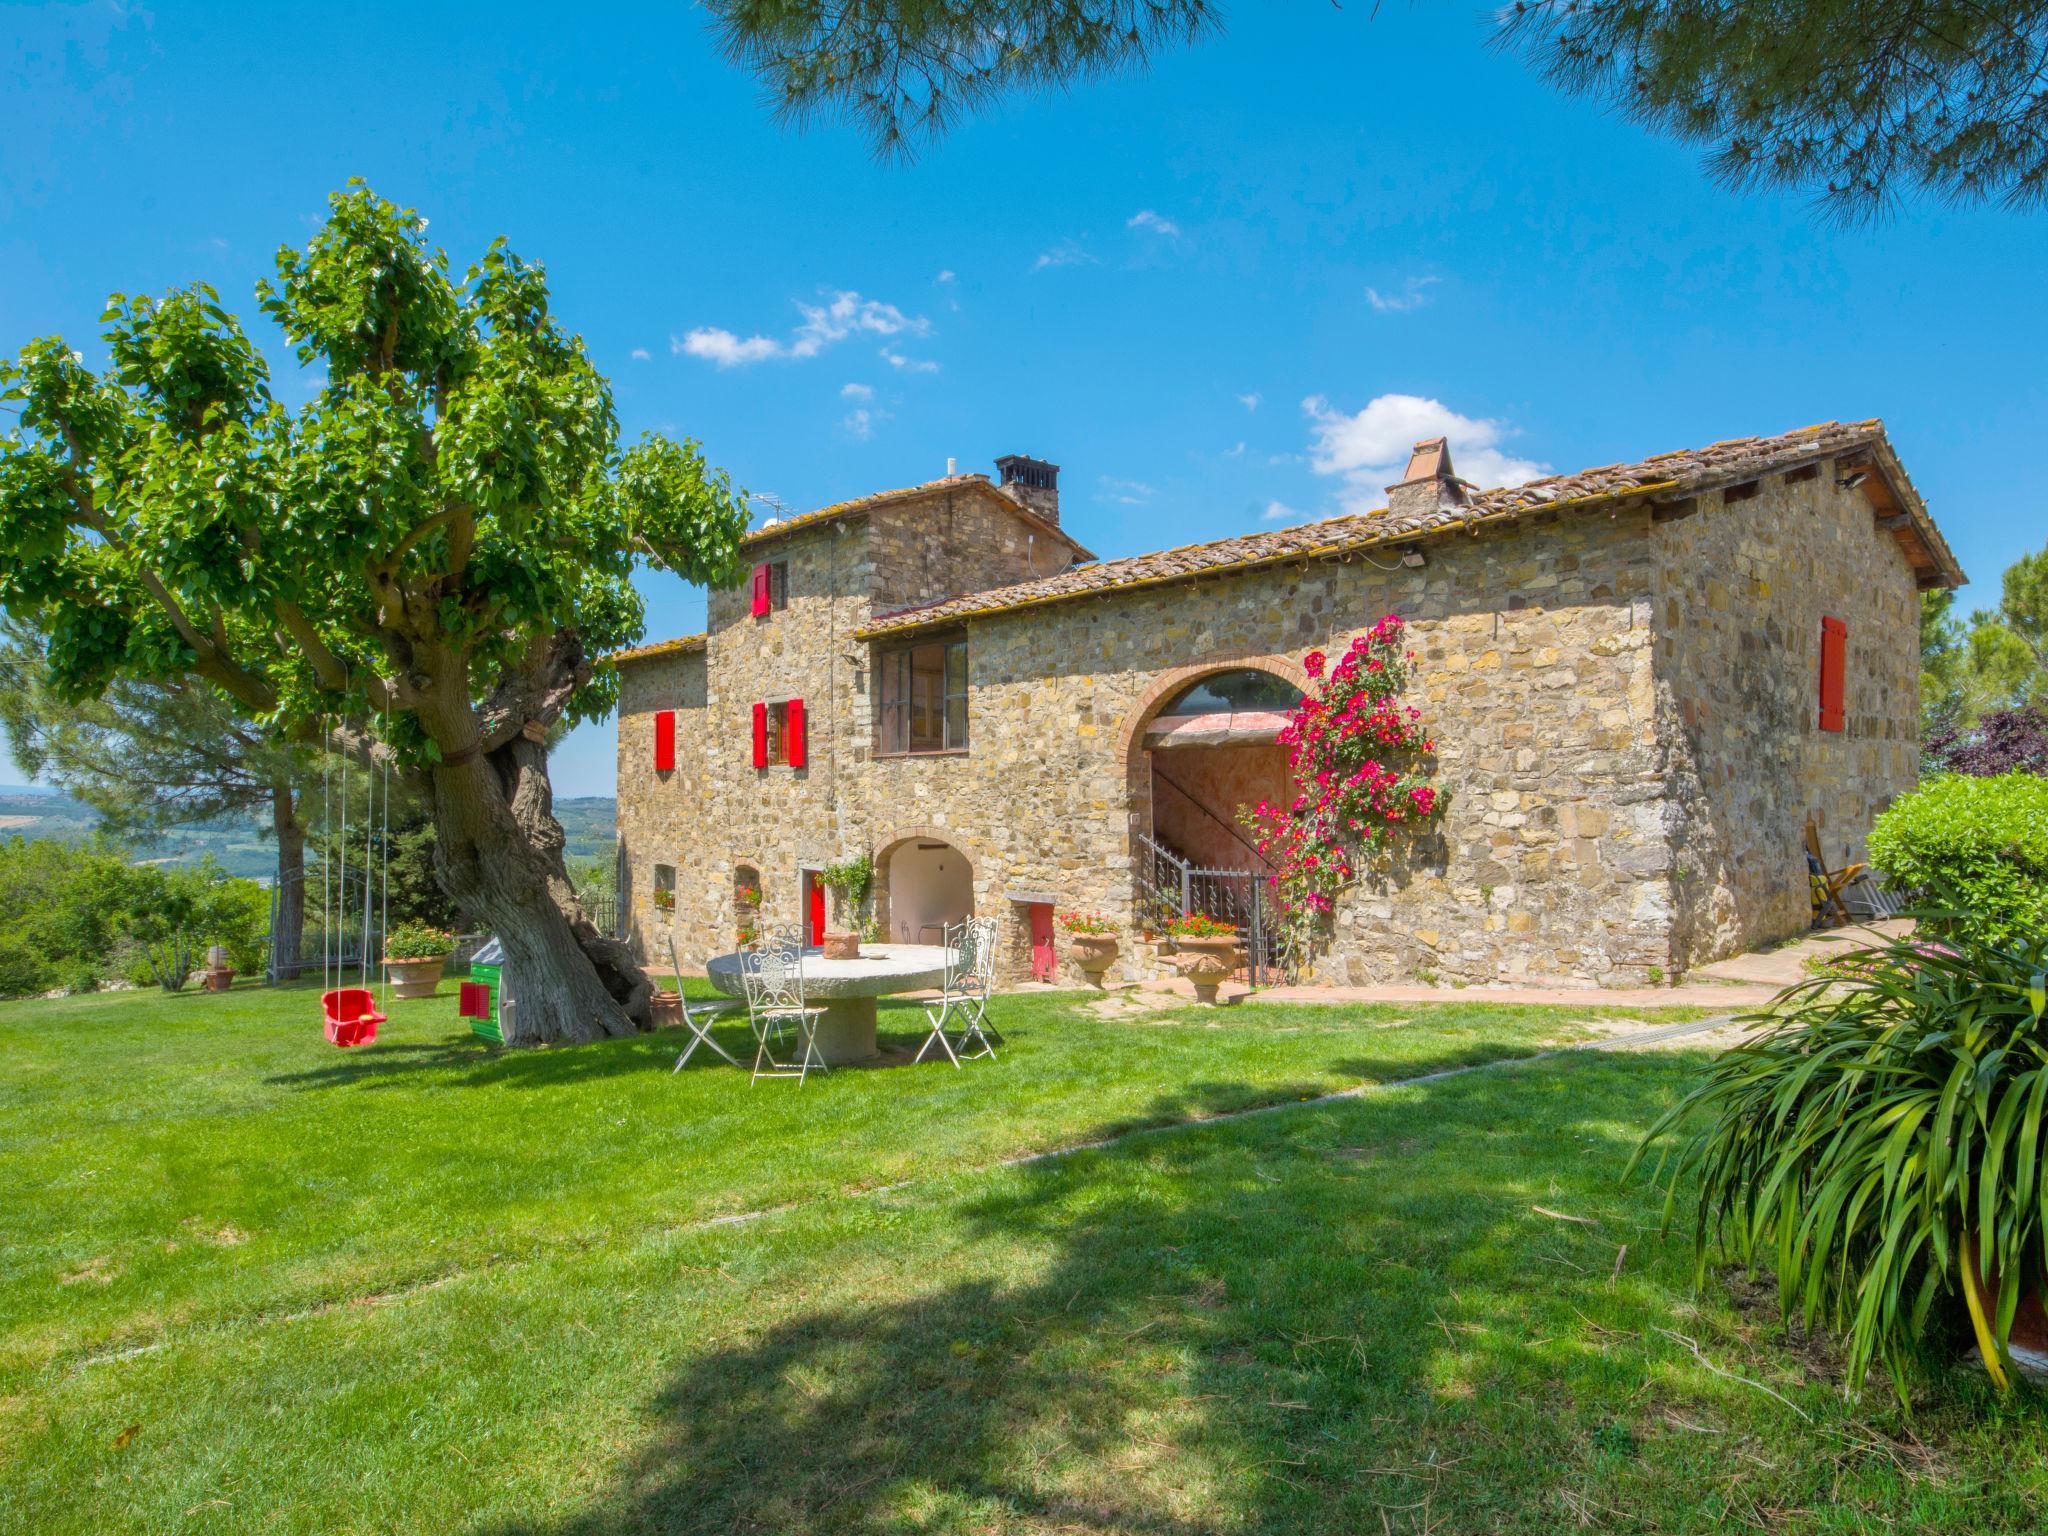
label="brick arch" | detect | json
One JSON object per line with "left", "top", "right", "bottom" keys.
{"left": 1115, "top": 653, "right": 1312, "bottom": 781}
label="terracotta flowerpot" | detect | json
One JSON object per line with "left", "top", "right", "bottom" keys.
{"left": 650, "top": 991, "right": 683, "bottom": 1028}
{"left": 822, "top": 930, "right": 861, "bottom": 960}
{"left": 383, "top": 954, "right": 447, "bottom": 1000}
{"left": 1966, "top": 1234, "right": 2048, "bottom": 1384}
{"left": 1168, "top": 935, "right": 1242, "bottom": 1005}
{"left": 203, "top": 967, "right": 236, "bottom": 993}
{"left": 1067, "top": 934, "right": 1120, "bottom": 988}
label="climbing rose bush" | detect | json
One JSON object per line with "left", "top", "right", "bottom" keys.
{"left": 1238, "top": 616, "right": 1447, "bottom": 954}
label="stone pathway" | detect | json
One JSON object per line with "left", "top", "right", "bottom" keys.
{"left": 1128, "top": 975, "right": 1782, "bottom": 1010}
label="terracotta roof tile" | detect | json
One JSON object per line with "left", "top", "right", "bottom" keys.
{"left": 607, "top": 632, "right": 706, "bottom": 666}
{"left": 857, "top": 420, "right": 1962, "bottom": 638}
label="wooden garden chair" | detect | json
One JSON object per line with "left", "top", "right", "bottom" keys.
{"left": 1806, "top": 820, "right": 1866, "bottom": 927}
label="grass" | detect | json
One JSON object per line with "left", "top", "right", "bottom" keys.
{"left": 3, "top": 981, "right": 2045, "bottom": 1532}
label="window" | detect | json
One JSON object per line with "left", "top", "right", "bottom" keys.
{"left": 652, "top": 709, "right": 675, "bottom": 772}
{"left": 1157, "top": 669, "right": 1304, "bottom": 717}
{"left": 652, "top": 863, "right": 676, "bottom": 913}
{"left": 749, "top": 560, "right": 789, "bottom": 617}
{"left": 875, "top": 637, "right": 968, "bottom": 755}
{"left": 751, "top": 698, "right": 807, "bottom": 767}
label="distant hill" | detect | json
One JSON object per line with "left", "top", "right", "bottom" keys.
{"left": 0, "top": 788, "right": 617, "bottom": 883}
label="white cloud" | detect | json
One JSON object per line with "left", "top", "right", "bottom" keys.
{"left": 936, "top": 269, "right": 955, "bottom": 283}
{"left": 1033, "top": 239, "right": 1096, "bottom": 271}
{"left": 675, "top": 328, "right": 781, "bottom": 367}
{"left": 1364, "top": 276, "right": 1443, "bottom": 314}
{"left": 880, "top": 347, "right": 939, "bottom": 374}
{"left": 840, "top": 382, "right": 874, "bottom": 400}
{"left": 677, "top": 290, "right": 929, "bottom": 368}
{"left": 1224, "top": 441, "right": 1247, "bottom": 459}
{"left": 1237, "top": 392, "right": 1261, "bottom": 412}
{"left": 629, "top": 347, "right": 652, "bottom": 362}
{"left": 1301, "top": 392, "right": 1549, "bottom": 511}
{"left": 1127, "top": 209, "right": 1181, "bottom": 238}
{"left": 1261, "top": 500, "right": 1300, "bottom": 522}
{"left": 843, "top": 406, "right": 889, "bottom": 441}
{"left": 1098, "top": 475, "right": 1155, "bottom": 506}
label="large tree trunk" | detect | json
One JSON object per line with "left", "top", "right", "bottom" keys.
{"left": 270, "top": 779, "right": 307, "bottom": 981}
{"left": 423, "top": 730, "right": 651, "bottom": 1046}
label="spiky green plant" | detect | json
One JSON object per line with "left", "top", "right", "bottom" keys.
{"left": 1630, "top": 921, "right": 2048, "bottom": 1401}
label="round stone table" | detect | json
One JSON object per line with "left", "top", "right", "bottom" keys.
{"left": 704, "top": 943, "right": 956, "bottom": 1065}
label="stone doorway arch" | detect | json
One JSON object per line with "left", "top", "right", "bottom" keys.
{"left": 873, "top": 830, "right": 975, "bottom": 947}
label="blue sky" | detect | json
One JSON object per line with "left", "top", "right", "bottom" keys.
{"left": 5, "top": 1, "right": 2043, "bottom": 798}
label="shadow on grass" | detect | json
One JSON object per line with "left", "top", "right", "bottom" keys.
{"left": 479, "top": 1054, "right": 1895, "bottom": 1536}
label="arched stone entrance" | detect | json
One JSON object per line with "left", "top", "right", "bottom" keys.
{"left": 1121, "top": 658, "right": 1306, "bottom": 867}
{"left": 874, "top": 831, "right": 975, "bottom": 946}
{"left": 1119, "top": 657, "right": 1306, "bottom": 973}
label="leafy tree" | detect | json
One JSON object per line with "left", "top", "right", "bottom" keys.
{"left": 122, "top": 859, "right": 270, "bottom": 992}
{"left": 1920, "top": 540, "right": 2048, "bottom": 749}
{"left": 0, "top": 185, "right": 748, "bottom": 1043}
{"left": 0, "top": 618, "right": 318, "bottom": 977}
{"left": 1927, "top": 705, "right": 2048, "bottom": 777}
{"left": 0, "top": 836, "right": 138, "bottom": 996}
{"left": 709, "top": 0, "right": 2048, "bottom": 220}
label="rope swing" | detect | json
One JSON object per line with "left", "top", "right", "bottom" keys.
{"left": 320, "top": 720, "right": 393, "bottom": 1048}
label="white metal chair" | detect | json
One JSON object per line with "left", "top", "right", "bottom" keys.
{"left": 741, "top": 927, "right": 829, "bottom": 1086}
{"left": 916, "top": 915, "right": 999, "bottom": 1067}
{"left": 667, "top": 934, "right": 745, "bottom": 1073}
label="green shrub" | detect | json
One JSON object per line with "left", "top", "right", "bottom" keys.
{"left": 1869, "top": 772, "right": 2048, "bottom": 943}
{"left": 1631, "top": 922, "right": 2048, "bottom": 1401}
{"left": 0, "top": 837, "right": 143, "bottom": 997}
{"left": 121, "top": 859, "right": 270, "bottom": 992}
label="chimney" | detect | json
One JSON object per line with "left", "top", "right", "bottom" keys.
{"left": 1384, "top": 437, "right": 1474, "bottom": 520}
{"left": 995, "top": 453, "right": 1060, "bottom": 525}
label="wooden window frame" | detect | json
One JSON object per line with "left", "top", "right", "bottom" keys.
{"left": 873, "top": 635, "right": 969, "bottom": 757}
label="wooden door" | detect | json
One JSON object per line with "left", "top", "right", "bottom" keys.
{"left": 1029, "top": 902, "right": 1056, "bottom": 981}
{"left": 804, "top": 871, "right": 826, "bottom": 946}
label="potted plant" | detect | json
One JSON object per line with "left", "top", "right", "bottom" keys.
{"left": 1059, "top": 910, "right": 1121, "bottom": 988}
{"left": 1631, "top": 919, "right": 2048, "bottom": 1397}
{"left": 203, "top": 942, "right": 236, "bottom": 993}
{"left": 652, "top": 887, "right": 675, "bottom": 913}
{"left": 1164, "top": 912, "right": 1242, "bottom": 1004}
{"left": 382, "top": 921, "right": 455, "bottom": 1000}
{"left": 819, "top": 854, "right": 873, "bottom": 960}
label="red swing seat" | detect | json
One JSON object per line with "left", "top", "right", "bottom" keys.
{"left": 322, "top": 987, "right": 386, "bottom": 1048}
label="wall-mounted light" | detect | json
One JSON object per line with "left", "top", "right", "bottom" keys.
{"left": 1400, "top": 549, "right": 1427, "bottom": 569}
{"left": 1836, "top": 469, "right": 1870, "bottom": 491}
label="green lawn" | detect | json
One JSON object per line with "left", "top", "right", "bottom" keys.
{"left": 3, "top": 981, "right": 2043, "bottom": 1532}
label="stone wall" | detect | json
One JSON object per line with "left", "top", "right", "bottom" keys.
{"left": 867, "top": 487, "right": 1079, "bottom": 612}
{"left": 616, "top": 467, "right": 1925, "bottom": 990}
{"left": 1652, "top": 468, "right": 1922, "bottom": 966}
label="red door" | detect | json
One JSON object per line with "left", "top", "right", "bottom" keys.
{"left": 1029, "top": 902, "right": 1056, "bottom": 981}
{"left": 805, "top": 872, "right": 826, "bottom": 946}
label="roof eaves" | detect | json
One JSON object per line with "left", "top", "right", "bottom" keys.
{"left": 852, "top": 419, "right": 1930, "bottom": 639}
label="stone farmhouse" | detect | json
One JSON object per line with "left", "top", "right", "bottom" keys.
{"left": 612, "top": 420, "right": 1962, "bottom": 989}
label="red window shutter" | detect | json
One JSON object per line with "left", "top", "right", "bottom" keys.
{"left": 750, "top": 563, "right": 771, "bottom": 617}
{"left": 786, "top": 698, "right": 807, "bottom": 768}
{"left": 751, "top": 702, "right": 768, "bottom": 767}
{"left": 1819, "top": 616, "right": 1847, "bottom": 732}
{"left": 653, "top": 709, "right": 675, "bottom": 772}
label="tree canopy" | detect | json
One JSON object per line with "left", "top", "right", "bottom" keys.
{"left": 708, "top": 0, "right": 2048, "bottom": 220}
{"left": 0, "top": 184, "right": 750, "bottom": 1042}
